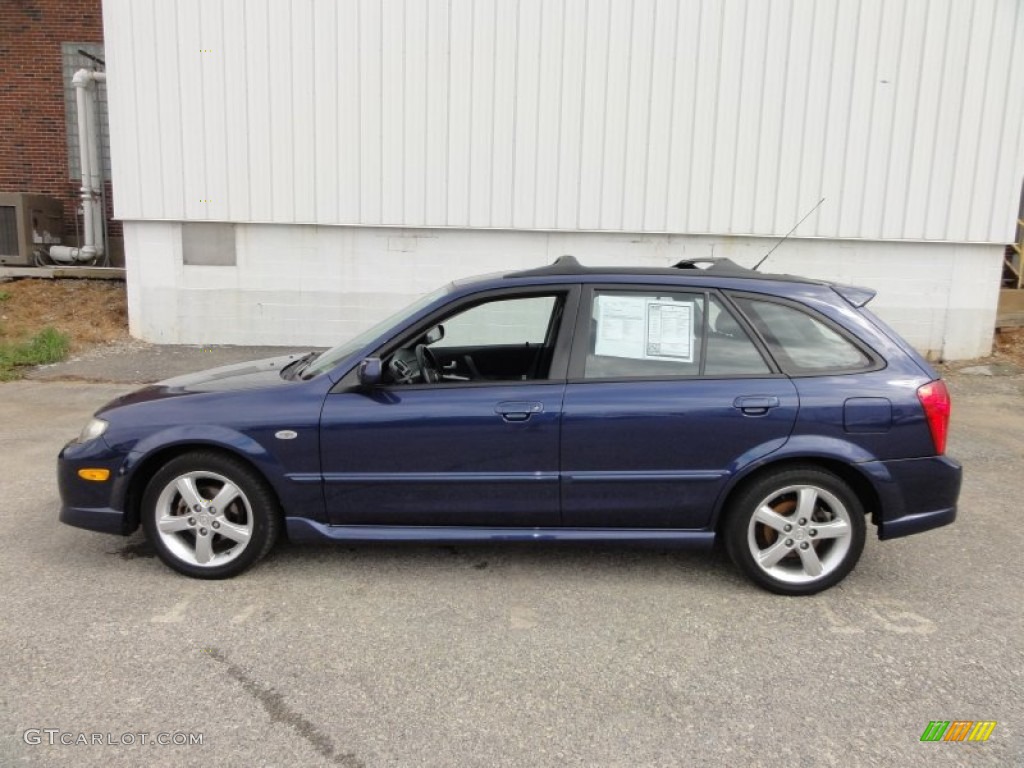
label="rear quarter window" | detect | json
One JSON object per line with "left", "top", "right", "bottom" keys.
{"left": 733, "top": 297, "right": 875, "bottom": 374}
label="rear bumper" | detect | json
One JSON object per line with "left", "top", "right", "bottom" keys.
{"left": 877, "top": 506, "right": 957, "bottom": 540}
{"left": 864, "top": 455, "right": 962, "bottom": 540}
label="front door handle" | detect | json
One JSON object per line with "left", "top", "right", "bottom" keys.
{"left": 733, "top": 395, "right": 780, "bottom": 416}
{"left": 495, "top": 401, "right": 544, "bottom": 422}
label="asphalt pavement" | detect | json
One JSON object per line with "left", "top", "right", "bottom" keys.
{"left": 0, "top": 355, "right": 1021, "bottom": 767}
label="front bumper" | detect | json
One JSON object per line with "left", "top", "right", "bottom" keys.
{"left": 57, "top": 438, "right": 131, "bottom": 535}
{"left": 864, "top": 455, "right": 962, "bottom": 540}
{"left": 59, "top": 504, "right": 127, "bottom": 535}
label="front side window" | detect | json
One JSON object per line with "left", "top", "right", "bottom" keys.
{"left": 433, "top": 296, "right": 556, "bottom": 348}
{"left": 384, "top": 293, "right": 565, "bottom": 385}
{"left": 733, "top": 297, "right": 873, "bottom": 373}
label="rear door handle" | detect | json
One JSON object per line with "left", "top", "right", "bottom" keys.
{"left": 495, "top": 401, "right": 544, "bottom": 422}
{"left": 733, "top": 395, "right": 780, "bottom": 416}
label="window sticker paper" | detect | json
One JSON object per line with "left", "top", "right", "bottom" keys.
{"left": 593, "top": 295, "right": 696, "bottom": 363}
{"left": 644, "top": 301, "right": 694, "bottom": 362}
{"left": 594, "top": 295, "right": 648, "bottom": 359}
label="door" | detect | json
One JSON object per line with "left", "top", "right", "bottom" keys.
{"left": 561, "top": 287, "right": 799, "bottom": 529}
{"left": 319, "top": 288, "right": 578, "bottom": 527}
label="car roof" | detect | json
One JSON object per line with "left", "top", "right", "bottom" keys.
{"left": 504, "top": 255, "right": 822, "bottom": 285}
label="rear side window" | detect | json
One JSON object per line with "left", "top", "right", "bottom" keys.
{"left": 585, "top": 290, "right": 705, "bottom": 378}
{"left": 582, "top": 291, "right": 770, "bottom": 379}
{"left": 705, "top": 297, "right": 771, "bottom": 375}
{"left": 733, "top": 297, "right": 873, "bottom": 374}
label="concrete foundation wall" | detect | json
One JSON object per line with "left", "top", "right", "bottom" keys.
{"left": 124, "top": 221, "right": 1002, "bottom": 360}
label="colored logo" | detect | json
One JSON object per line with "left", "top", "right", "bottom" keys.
{"left": 920, "top": 721, "right": 996, "bottom": 742}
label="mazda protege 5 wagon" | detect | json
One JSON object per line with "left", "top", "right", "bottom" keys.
{"left": 59, "top": 257, "right": 961, "bottom": 594}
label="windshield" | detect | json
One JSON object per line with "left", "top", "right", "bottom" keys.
{"left": 300, "top": 285, "right": 451, "bottom": 379}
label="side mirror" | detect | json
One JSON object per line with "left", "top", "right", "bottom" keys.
{"left": 425, "top": 324, "right": 445, "bottom": 345}
{"left": 357, "top": 357, "right": 383, "bottom": 386}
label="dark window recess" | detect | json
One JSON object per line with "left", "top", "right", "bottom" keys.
{"left": 0, "top": 206, "right": 18, "bottom": 258}
{"left": 182, "top": 223, "right": 237, "bottom": 266}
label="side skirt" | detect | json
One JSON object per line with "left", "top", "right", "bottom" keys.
{"left": 285, "top": 517, "right": 716, "bottom": 547}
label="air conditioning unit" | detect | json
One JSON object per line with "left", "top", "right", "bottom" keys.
{"left": 0, "top": 192, "right": 65, "bottom": 266}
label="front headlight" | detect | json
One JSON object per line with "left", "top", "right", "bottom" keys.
{"left": 78, "top": 417, "right": 109, "bottom": 443}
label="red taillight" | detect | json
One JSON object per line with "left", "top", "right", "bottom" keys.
{"left": 917, "top": 380, "right": 951, "bottom": 455}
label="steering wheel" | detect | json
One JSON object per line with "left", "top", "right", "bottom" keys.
{"left": 415, "top": 344, "right": 442, "bottom": 384}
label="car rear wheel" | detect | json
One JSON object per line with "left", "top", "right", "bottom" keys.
{"left": 141, "top": 451, "right": 279, "bottom": 579}
{"left": 724, "top": 467, "right": 866, "bottom": 595}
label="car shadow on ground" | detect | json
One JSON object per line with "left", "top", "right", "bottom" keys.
{"left": 108, "top": 529, "right": 743, "bottom": 585}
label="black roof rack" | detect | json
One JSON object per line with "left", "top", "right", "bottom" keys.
{"left": 510, "top": 254, "right": 587, "bottom": 276}
{"left": 672, "top": 257, "right": 758, "bottom": 276}
{"left": 507, "top": 255, "right": 818, "bottom": 283}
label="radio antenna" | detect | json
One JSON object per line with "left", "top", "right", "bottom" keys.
{"left": 752, "top": 197, "right": 825, "bottom": 271}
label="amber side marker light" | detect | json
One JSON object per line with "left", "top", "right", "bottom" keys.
{"left": 78, "top": 468, "right": 110, "bottom": 482}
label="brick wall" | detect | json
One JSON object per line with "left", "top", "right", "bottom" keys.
{"left": 0, "top": 0, "right": 119, "bottom": 239}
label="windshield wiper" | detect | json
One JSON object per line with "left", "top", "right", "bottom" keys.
{"left": 281, "top": 351, "right": 319, "bottom": 380}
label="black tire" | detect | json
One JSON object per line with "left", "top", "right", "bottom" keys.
{"left": 141, "top": 451, "right": 280, "bottom": 579}
{"left": 723, "top": 466, "right": 866, "bottom": 596}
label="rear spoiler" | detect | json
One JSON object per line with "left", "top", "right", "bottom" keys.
{"left": 831, "top": 284, "right": 876, "bottom": 308}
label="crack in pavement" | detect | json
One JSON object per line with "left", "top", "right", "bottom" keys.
{"left": 205, "top": 647, "right": 363, "bottom": 767}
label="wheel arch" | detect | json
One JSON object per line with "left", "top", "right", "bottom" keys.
{"left": 713, "top": 456, "right": 882, "bottom": 534}
{"left": 123, "top": 443, "right": 285, "bottom": 535}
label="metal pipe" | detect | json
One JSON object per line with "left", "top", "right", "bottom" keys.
{"left": 72, "top": 70, "right": 95, "bottom": 261}
{"left": 85, "top": 75, "right": 104, "bottom": 256}
{"left": 90, "top": 72, "right": 106, "bottom": 261}
{"left": 70, "top": 69, "right": 106, "bottom": 262}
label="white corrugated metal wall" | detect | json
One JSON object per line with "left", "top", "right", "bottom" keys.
{"left": 104, "top": 0, "right": 1024, "bottom": 243}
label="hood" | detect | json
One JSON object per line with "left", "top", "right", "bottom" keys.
{"left": 158, "top": 353, "right": 309, "bottom": 391}
{"left": 99, "top": 353, "right": 308, "bottom": 411}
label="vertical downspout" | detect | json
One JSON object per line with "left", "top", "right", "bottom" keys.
{"left": 85, "top": 73, "right": 106, "bottom": 261}
{"left": 71, "top": 69, "right": 106, "bottom": 261}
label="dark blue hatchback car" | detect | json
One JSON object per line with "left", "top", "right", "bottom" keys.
{"left": 59, "top": 257, "right": 961, "bottom": 594}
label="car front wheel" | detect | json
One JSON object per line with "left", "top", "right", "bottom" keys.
{"left": 141, "top": 451, "right": 280, "bottom": 578}
{"left": 724, "top": 467, "right": 866, "bottom": 595}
